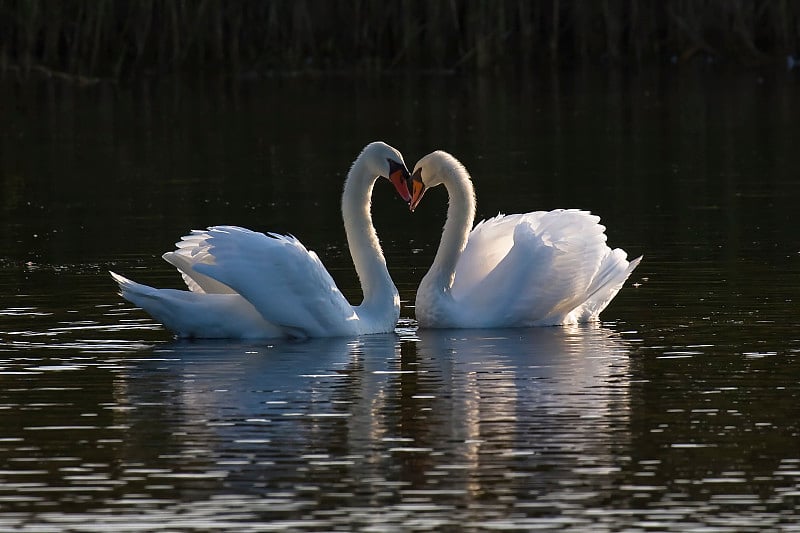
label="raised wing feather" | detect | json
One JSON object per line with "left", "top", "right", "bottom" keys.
{"left": 452, "top": 210, "right": 610, "bottom": 326}
{"left": 163, "top": 230, "right": 238, "bottom": 294}
{"left": 191, "top": 226, "right": 357, "bottom": 337}
{"left": 449, "top": 213, "right": 526, "bottom": 298}
{"left": 568, "top": 251, "right": 642, "bottom": 322}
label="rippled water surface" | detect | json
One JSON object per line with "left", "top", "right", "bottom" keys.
{"left": 2, "top": 69, "right": 800, "bottom": 531}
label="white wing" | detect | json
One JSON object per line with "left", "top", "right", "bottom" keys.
{"left": 451, "top": 210, "right": 625, "bottom": 326}
{"left": 450, "top": 212, "right": 543, "bottom": 298}
{"left": 191, "top": 226, "right": 358, "bottom": 338}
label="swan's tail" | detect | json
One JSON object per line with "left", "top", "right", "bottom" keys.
{"left": 109, "top": 271, "right": 283, "bottom": 338}
{"left": 569, "top": 253, "right": 642, "bottom": 323}
{"left": 110, "top": 271, "right": 181, "bottom": 329}
{"left": 110, "top": 270, "right": 213, "bottom": 337}
{"left": 110, "top": 271, "right": 156, "bottom": 302}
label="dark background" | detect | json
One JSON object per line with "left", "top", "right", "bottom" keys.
{"left": 2, "top": 0, "right": 799, "bottom": 83}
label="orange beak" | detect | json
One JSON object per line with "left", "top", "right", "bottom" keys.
{"left": 387, "top": 159, "right": 411, "bottom": 203}
{"left": 408, "top": 168, "right": 427, "bottom": 212}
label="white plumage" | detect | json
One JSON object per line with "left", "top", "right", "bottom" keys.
{"left": 408, "top": 150, "right": 641, "bottom": 329}
{"left": 111, "top": 142, "right": 411, "bottom": 339}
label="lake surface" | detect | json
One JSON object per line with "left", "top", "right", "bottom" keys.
{"left": 2, "top": 67, "right": 800, "bottom": 531}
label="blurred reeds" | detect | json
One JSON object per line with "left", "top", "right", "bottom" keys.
{"left": 2, "top": 0, "right": 799, "bottom": 82}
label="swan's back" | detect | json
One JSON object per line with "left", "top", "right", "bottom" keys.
{"left": 191, "top": 226, "right": 361, "bottom": 337}
{"left": 451, "top": 209, "right": 604, "bottom": 301}
{"left": 428, "top": 209, "right": 639, "bottom": 328}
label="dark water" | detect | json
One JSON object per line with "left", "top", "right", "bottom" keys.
{"left": 2, "top": 68, "right": 800, "bottom": 531}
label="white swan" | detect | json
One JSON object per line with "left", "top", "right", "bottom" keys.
{"left": 407, "top": 150, "right": 642, "bottom": 328}
{"left": 110, "top": 142, "right": 412, "bottom": 339}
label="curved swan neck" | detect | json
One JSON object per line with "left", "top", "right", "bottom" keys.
{"left": 425, "top": 163, "right": 476, "bottom": 291}
{"left": 342, "top": 156, "right": 396, "bottom": 307}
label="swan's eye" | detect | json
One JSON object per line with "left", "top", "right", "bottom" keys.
{"left": 386, "top": 159, "right": 409, "bottom": 177}
{"left": 386, "top": 159, "right": 412, "bottom": 202}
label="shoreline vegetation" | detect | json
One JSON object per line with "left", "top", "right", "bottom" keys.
{"left": 2, "top": 0, "right": 799, "bottom": 85}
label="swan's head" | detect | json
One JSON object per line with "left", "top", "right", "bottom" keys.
{"left": 408, "top": 150, "right": 464, "bottom": 211}
{"left": 361, "top": 141, "right": 412, "bottom": 203}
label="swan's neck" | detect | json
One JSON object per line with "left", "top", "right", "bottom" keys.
{"left": 342, "top": 159, "right": 397, "bottom": 310}
{"left": 423, "top": 165, "right": 476, "bottom": 292}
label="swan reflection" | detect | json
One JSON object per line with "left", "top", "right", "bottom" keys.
{"left": 402, "top": 325, "right": 633, "bottom": 497}
{"left": 112, "top": 325, "right": 633, "bottom": 506}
